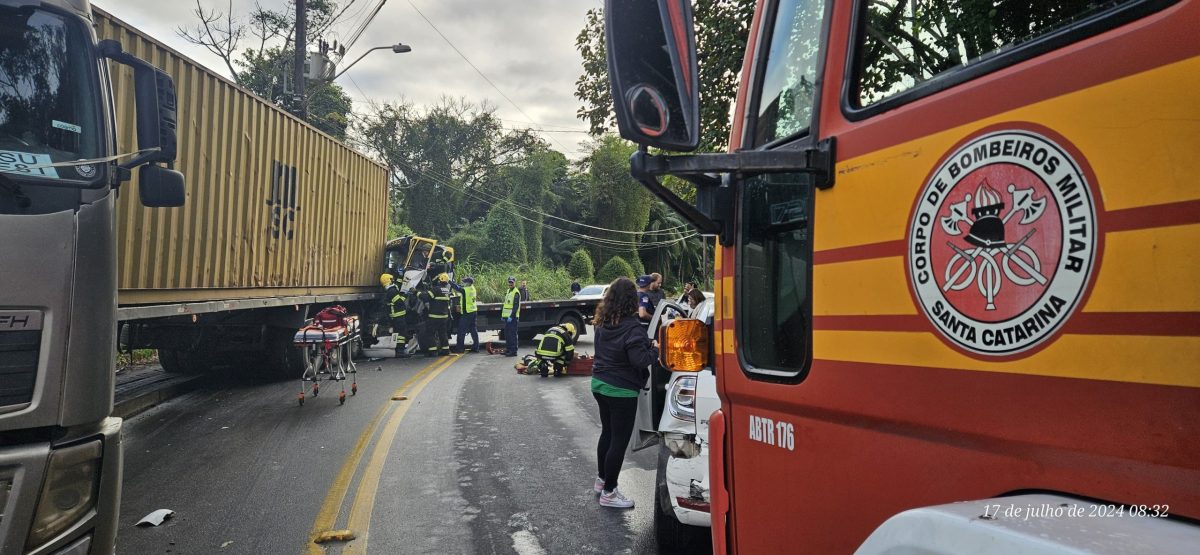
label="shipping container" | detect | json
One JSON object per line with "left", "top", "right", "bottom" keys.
{"left": 94, "top": 7, "right": 387, "bottom": 306}
{"left": 94, "top": 7, "right": 390, "bottom": 374}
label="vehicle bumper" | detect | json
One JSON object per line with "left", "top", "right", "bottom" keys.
{"left": 664, "top": 439, "right": 712, "bottom": 528}
{"left": 0, "top": 418, "right": 122, "bottom": 555}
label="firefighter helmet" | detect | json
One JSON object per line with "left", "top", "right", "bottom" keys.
{"left": 437, "top": 273, "right": 450, "bottom": 283}
{"left": 380, "top": 273, "right": 394, "bottom": 287}
{"left": 561, "top": 322, "right": 576, "bottom": 338}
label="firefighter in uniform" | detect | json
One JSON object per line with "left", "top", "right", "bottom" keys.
{"left": 419, "top": 273, "right": 452, "bottom": 356}
{"left": 534, "top": 322, "right": 576, "bottom": 377}
{"left": 381, "top": 273, "right": 410, "bottom": 358}
{"left": 501, "top": 276, "right": 522, "bottom": 356}
{"left": 451, "top": 276, "right": 480, "bottom": 353}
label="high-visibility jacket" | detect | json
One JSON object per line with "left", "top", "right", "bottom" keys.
{"left": 421, "top": 284, "right": 451, "bottom": 319}
{"left": 501, "top": 287, "right": 521, "bottom": 319}
{"left": 535, "top": 325, "right": 575, "bottom": 361}
{"left": 385, "top": 284, "right": 406, "bottom": 319}
{"left": 461, "top": 285, "right": 478, "bottom": 314}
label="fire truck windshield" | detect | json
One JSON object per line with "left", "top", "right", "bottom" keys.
{"left": 0, "top": 6, "right": 103, "bottom": 186}
{"left": 754, "top": 0, "right": 826, "bottom": 146}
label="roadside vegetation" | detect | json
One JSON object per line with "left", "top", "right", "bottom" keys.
{"left": 180, "top": 1, "right": 731, "bottom": 293}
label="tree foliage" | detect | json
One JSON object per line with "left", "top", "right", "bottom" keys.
{"left": 597, "top": 255, "right": 635, "bottom": 284}
{"left": 580, "top": 135, "right": 653, "bottom": 272}
{"left": 567, "top": 249, "right": 595, "bottom": 282}
{"left": 478, "top": 200, "right": 527, "bottom": 264}
{"left": 177, "top": 0, "right": 355, "bottom": 137}
{"left": 574, "top": 1, "right": 756, "bottom": 151}
{"left": 357, "top": 98, "right": 542, "bottom": 239}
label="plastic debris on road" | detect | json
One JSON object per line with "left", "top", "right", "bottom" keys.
{"left": 135, "top": 509, "right": 175, "bottom": 527}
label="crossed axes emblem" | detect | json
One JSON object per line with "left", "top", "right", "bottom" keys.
{"left": 938, "top": 183, "right": 1049, "bottom": 310}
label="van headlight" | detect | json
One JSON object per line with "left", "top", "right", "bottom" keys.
{"left": 667, "top": 375, "right": 697, "bottom": 422}
{"left": 26, "top": 440, "right": 102, "bottom": 549}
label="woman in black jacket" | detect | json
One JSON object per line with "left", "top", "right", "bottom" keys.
{"left": 590, "top": 277, "right": 659, "bottom": 508}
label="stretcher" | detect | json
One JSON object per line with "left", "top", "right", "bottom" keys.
{"left": 293, "top": 315, "right": 360, "bottom": 405}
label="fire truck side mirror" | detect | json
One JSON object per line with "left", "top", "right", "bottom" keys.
{"left": 604, "top": 0, "right": 700, "bottom": 152}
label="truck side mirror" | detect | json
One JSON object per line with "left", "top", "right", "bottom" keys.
{"left": 99, "top": 40, "right": 180, "bottom": 165}
{"left": 138, "top": 165, "right": 185, "bottom": 207}
{"left": 605, "top": 0, "right": 700, "bottom": 151}
{"left": 132, "top": 66, "right": 178, "bottom": 163}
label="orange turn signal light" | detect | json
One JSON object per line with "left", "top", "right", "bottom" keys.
{"left": 659, "top": 319, "right": 709, "bottom": 372}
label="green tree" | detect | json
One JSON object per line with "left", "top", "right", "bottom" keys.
{"left": 597, "top": 255, "right": 634, "bottom": 284}
{"left": 581, "top": 135, "right": 653, "bottom": 269}
{"left": 574, "top": 1, "right": 756, "bottom": 151}
{"left": 567, "top": 249, "right": 595, "bottom": 282}
{"left": 501, "top": 149, "right": 567, "bottom": 264}
{"left": 357, "top": 98, "right": 542, "bottom": 239}
{"left": 478, "top": 200, "right": 527, "bottom": 264}
{"left": 177, "top": 0, "right": 357, "bottom": 138}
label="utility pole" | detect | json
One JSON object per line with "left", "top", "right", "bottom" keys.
{"left": 293, "top": 0, "right": 307, "bottom": 118}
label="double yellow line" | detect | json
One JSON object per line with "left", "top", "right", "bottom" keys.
{"left": 305, "top": 355, "right": 459, "bottom": 554}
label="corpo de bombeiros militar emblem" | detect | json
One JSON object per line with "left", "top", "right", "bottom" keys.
{"left": 907, "top": 129, "right": 1098, "bottom": 356}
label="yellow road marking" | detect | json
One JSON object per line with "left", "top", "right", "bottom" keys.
{"left": 304, "top": 357, "right": 448, "bottom": 554}
{"left": 341, "top": 355, "right": 458, "bottom": 555}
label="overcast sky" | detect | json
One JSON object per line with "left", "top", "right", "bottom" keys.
{"left": 100, "top": 0, "right": 601, "bottom": 157}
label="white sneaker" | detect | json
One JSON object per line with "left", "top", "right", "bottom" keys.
{"left": 599, "top": 488, "right": 634, "bottom": 508}
{"left": 593, "top": 477, "right": 604, "bottom": 494}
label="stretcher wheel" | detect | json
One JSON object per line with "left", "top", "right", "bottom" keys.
{"left": 313, "top": 383, "right": 319, "bottom": 396}
{"left": 339, "top": 391, "right": 346, "bottom": 405}
{"left": 351, "top": 384, "right": 358, "bottom": 396}
{"left": 298, "top": 393, "right": 305, "bottom": 406}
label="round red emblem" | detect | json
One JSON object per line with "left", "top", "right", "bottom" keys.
{"left": 907, "top": 129, "right": 1098, "bottom": 356}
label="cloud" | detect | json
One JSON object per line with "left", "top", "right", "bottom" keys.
{"left": 98, "top": 0, "right": 600, "bottom": 155}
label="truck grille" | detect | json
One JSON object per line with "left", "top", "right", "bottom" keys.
{"left": 0, "top": 329, "right": 39, "bottom": 408}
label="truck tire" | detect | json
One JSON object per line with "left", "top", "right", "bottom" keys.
{"left": 655, "top": 445, "right": 705, "bottom": 551}
{"left": 157, "top": 348, "right": 209, "bottom": 374}
{"left": 559, "top": 313, "right": 585, "bottom": 337}
{"left": 267, "top": 328, "right": 307, "bottom": 378}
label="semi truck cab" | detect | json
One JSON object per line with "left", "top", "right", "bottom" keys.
{"left": 0, "top": 1, "right": 182, "bottom": 553}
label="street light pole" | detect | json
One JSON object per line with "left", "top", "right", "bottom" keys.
{"left": 329, "top": 43, "right": 412, "bottom": 81}
{"left": 293, "top": 0, "right": 306, "bottom": 117}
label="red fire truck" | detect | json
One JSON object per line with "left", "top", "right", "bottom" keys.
{"left": 604, "top": 0, "right": 1199, "bottom": 552}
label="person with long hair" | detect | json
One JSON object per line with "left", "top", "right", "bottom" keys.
{"left": 590, "top": 277, "right": 658, "bottom": 508}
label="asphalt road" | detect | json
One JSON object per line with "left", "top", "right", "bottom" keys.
{"left": 115, "top": 330, "right": 708, "bottom": 554}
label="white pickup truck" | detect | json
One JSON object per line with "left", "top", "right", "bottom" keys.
{"left": 635, "top": 297, "right": 719, "bottom": 550}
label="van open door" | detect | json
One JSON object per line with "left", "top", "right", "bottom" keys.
{"left": 633, "top": 300, "right": 691, "bottom": 451}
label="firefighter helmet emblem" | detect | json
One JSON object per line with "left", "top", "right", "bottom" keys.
{"left": 907, "top": 129, "right": 1098, "bottom": 356}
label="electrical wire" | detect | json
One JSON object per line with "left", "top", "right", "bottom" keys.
{"left": 338, "top": 102, "right": 695, "bottom": 240}
{"left": 391, "top": 158, "right": 699, "bottom": 250}
{"left": 386, "top": 154, "right": 693, "bottom": 238}
{"left": 342, "top": 0, "right": 389, "bottom": 54}
{"left": 403, "top": 0, "right": 577, "bottom": 155}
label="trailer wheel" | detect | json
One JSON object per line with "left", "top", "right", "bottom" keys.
{"left": 158, "top": 348, "right": 209, "bottom": 374}
{"left": 559, "top": 314, "right": 585, "bottom": 337}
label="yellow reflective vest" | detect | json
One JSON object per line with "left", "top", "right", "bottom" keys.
{"left": 501, "top": 287, "right": 521, "bottom": 319}
{"left": 461, "top": 285, "right": 478, "bottom": 314}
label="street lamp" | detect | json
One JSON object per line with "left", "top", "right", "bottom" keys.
{"left": 329, "top": 43, "right": 412, "bottom": 81}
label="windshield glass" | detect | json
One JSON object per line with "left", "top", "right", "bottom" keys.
{"left": 0, "top": 7, "right": 102, "bottom": 183}
{"left": 577, "top": 285, "right": 606, "bottom": 296}
{"left": 754, "top": 0, "right": 826, "bottom": 146}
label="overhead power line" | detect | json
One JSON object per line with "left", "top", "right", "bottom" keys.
{"left": 392, "top": 159, "right": 699, "bottom": 250}
{"left": 386, "top": 155, "right": 693, "bottom": 238}
{"left": 403, "top": 0, "right": 577, "bottom": 155}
